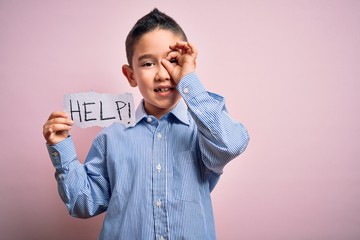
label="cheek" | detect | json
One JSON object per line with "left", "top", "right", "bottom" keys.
{"left": 134, "top": 68, "right": 155, "bottom": 81}
{"left": 136, "top": 78, "right": 154, "bottom": 95}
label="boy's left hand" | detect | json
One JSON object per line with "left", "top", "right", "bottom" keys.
{"left": 161, "top": 41, "right": 197, "bottom": 84}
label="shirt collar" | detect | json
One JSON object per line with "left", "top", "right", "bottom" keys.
{"left": 134, "top": 99, "right": 190, "bottom": 126}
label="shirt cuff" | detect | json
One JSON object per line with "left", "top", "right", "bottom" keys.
{"left": 46, "top": 136, "right": 77, "bottom": 170}
{"left": 176, "top": 72, "right": 206, "bottom": 100}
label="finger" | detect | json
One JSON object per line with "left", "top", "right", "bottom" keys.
{"left": 170, "top": 41, "right": 196, "bottom": 54}
{"left": 43, "top": 125, "right": 58, "bottom": 142}
{"left": 48, "top": 123, "right": 72, "bottom": 133}
{"left": 169, "top": 42, "right": 188, "bottom": 53}
{"left": 43, "top": 122, "right": 71, "bottom": 143}
{"left": 161, "top": 59, "right": 175, "bottom": 74}
{"left": 46, "top": 129, "right": 69, "bottom": 145}
{"left": 165, "top": 51, "right": 181, "bottom": 61}
{"left": 48, "top": 111, "right": 69, "bottom": 120}
{"left": 48, "top": 117, "right": 73, "bottom": 126}
{"left": 43, "top": 125, "right": 53, "bottom": 139}
{"left": 187, "top": 42, "right": 197, "bottom": 54}
{"left": 169, "top": 41, "right": 188, "bottom": 49}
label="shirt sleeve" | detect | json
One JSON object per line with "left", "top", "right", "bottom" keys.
{"left": 176, "top": 72, "right": 250, "bottom": 175}
{"left": 46, "top": 135, "right": 110, "bottom": 218}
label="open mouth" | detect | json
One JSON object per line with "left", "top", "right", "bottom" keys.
{"left": 154, "top": 87, "right": 175, "bottom": 93}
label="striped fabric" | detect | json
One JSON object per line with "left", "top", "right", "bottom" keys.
{"left": 47, "top": 73, "right": 249, "bottom": 240}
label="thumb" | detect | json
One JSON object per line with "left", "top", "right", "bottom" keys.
{"left": 44, "top": 127, "right": 55, "bottom": 144}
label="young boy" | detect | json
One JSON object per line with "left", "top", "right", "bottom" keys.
{"left": 43, "top": 8, "right": 249, "bottom": 239}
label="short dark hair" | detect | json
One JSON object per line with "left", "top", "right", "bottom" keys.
{"left": 125, "top": 8, "right": 188, "bottom": 66}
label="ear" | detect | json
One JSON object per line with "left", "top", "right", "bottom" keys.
{"left": 122, "top": 64, "right": 137, "bottom": 87}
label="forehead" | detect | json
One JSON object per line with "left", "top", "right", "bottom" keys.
{"left": 133, "top": 29, "right": 182, "bottom": 57}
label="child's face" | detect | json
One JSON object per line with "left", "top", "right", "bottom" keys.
{"left": 123, "top": 29, "right": 183, "bottom": 119}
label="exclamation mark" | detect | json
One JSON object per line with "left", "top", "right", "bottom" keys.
{"left": 128, "top": 102, "right": 131, "bottom": 124}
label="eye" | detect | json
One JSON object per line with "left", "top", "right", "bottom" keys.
{"left": 169, "top": 58, "right": 178, "bottom": 65}
{"left": 141, "top": 62, "right": 155, "bottom": 67}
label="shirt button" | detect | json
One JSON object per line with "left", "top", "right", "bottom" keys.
{"left": 156, "top": 164, "right": 161, "bottom": 173}
{"left": 183, "top": 87, "right": 189, "bottom": 94}
{"left": 157, "top": 132, "right": 162, "bottom": 139}
{"left": 57, "top": 174, "right": 64, "bottom": 181}
{"left": 147, "top": 117, "right": 152, "bottom": 123}
{"left": 156, "top": 200, "right": 162, "bottom": 208}
{"left": 52, "top": 151, "right": 59, "bottom": 157}
{"left": 160, "top": 236, "right": 165, "bottom": 240}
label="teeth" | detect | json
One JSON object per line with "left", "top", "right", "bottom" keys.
{"left": 155, "top": 88, "right": 172, "bottom": 92}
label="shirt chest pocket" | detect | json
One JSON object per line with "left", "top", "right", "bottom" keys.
{"left": 173, "top": 150, "right": 204, "bottom": 203}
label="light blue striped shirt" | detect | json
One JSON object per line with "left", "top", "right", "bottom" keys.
{"left": 47, "top": 73, "right": 249, "bottom": 239}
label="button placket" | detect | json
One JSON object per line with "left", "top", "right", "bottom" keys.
{"left": 152, "top": 121, "right": 169, "bottom": 237}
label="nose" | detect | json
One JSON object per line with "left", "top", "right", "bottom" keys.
{"left": 155, "top": 63, "right": 170, "bottom": 81}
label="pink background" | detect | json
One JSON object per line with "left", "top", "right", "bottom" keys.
{"left": 1, "top": 0, "right": 359, "bottom": 239}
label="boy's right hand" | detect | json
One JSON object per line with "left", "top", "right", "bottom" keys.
{"left": 43, "top": 111, "right": 73, "bottom": 145}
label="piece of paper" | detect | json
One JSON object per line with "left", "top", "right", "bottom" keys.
{"left": 64, "top": 92, "right": 135, "bottom": 128}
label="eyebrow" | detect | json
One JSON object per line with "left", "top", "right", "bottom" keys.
{"left": 137, "top": 50, "right": 178, "bottom": 62}
{"left": 137, "top": 54, "right": 154, "bottom": 62}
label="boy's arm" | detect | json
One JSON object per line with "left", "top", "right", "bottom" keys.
{"left": 163, "top": 42, "right": 249, "bottom": 175}
{"left": 46, "top": 136, "right": 110, "bottom": 218}
{"left": 44, "top": 112, "right": 110, "bottom": 218}
{"left": 177, "top": 73, "right": 250, "bottom": 175}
